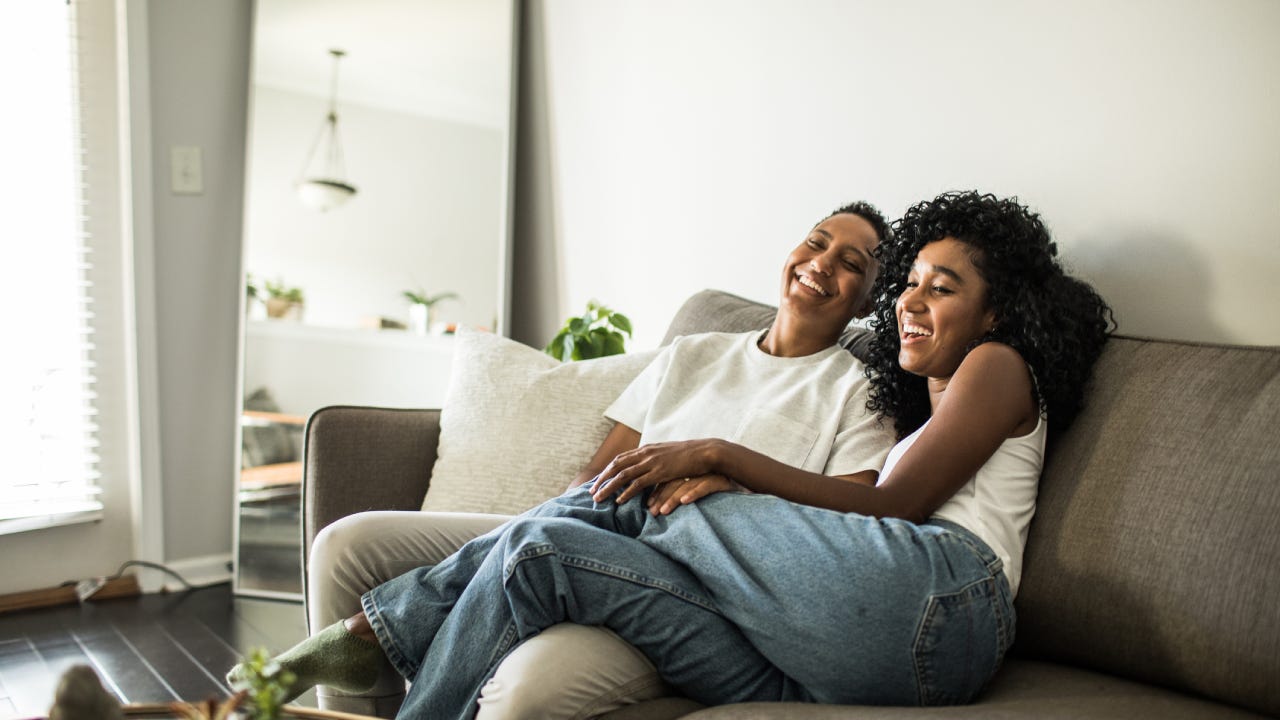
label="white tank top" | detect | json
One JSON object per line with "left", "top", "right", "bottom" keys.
{"left": 878, "top": 415, "right": 1046, "bottom": 597}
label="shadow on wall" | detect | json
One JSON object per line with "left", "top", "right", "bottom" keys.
{"left": 1069, "top": 232, "right": 1227, "bottom": 344}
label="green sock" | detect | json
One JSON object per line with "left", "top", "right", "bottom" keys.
{"left": 226, "top": 620, "right": 382, "bottom": 702}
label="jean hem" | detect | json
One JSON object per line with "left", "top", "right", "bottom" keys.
{"left": 362, "top": 590, "right": 418, "bottom": 682}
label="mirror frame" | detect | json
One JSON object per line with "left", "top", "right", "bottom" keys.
{"left": 231, "top": 0, "right": 519, "bottom": 600}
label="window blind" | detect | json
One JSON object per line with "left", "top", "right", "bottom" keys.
{"left": 0, "top": 1, "right": 102, "bottom": 533}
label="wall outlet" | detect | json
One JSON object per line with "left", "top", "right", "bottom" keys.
{"left": 170, "top": 145, "right": 204, "bottom": 194}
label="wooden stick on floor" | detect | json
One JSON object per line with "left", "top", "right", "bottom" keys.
{"left": 0, "top": 574, "right": 141, "bottom": 615}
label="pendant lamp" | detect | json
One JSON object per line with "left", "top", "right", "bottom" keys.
{"left": 297, "top": 49, "right": 356, "bottom": 211}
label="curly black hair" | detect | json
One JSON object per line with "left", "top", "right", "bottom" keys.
{"left": 865, "top": 191, "right": 1114, "bottom": 439}
{"left": 824, "top": 200, "right": 891, "bottom": 244}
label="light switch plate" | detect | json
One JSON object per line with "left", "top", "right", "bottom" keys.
{"left": 170, "top": 145, "right": 203, "bottom": 195}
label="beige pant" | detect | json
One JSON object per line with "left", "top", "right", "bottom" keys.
{"left": 308, "top": 511, "right": 667, "bottom": 719}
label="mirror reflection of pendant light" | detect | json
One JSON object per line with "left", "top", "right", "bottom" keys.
{"left": 297, "top": 49, "right": 356, "bottom": 211}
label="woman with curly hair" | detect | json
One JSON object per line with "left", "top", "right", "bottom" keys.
{"left": 864, "top": 190, "right": 1113, "bottom": 442}
{"left": 234, "top": 191, "right": 1113, "bottom": 716}
{"left": 586, "top": 190, "right": 1111, "bottom": 706}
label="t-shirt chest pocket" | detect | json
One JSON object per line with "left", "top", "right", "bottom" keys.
{"left": 732, "top": 408, "right": 820, "bottom": 470}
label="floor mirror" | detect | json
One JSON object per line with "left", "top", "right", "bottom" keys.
{"left": 233, "top": 0, "right": 518, "bottom": 599}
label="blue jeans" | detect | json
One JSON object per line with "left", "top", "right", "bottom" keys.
{"left": 637, "top": 492, "right": 1015, "bottom": 705}
{"left": 363, "top": 487, "right": 1014, "bottom": 718}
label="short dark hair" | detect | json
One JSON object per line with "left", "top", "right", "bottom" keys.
{"left": 825, "top": 201, "right": 891, "bottom": 245}
{"left": 865, "top": 191, "right": 1114, "bottom": 439}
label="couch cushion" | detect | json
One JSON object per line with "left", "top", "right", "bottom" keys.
{"left": 666, "top": 659, "right": 1269, "bottom": 719}
{"left": 423, "top": 329, "right": 657, "bottom": 515}
{"left": 1015, "top": 336, "right": 1280, "bottom": 716}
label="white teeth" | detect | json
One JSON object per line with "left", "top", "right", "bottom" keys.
{"left": 797, "top": 275, "right": 830, "bottom": 296}
{"left": 902, "top": 321, "right": 933, "bottom": 337}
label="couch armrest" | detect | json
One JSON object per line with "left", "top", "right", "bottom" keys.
{"left": 301, "top": 406, "right": 441, "bottom": 572}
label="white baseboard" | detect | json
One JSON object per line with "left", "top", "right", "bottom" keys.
{"left": 136, "top": 553, "right": 232, "bottom": 593}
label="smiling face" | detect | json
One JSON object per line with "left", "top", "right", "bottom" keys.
{"left": 779, "top": 212, "right": 881, "bottom": 336}
{"left": 896, "top": 238, "right": 997, "bottom": 383}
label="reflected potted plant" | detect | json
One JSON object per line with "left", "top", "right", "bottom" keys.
{"left": 245, "top": 273, "right": 260, "bottom": 316}
{"left": 263, "top": 278, "right": 305, "bottom": 321}
{"left": 403, "top": 288, "right": 458, "bottom": 335}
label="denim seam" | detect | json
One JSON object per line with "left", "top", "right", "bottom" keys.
{"left": 361, "top": 591, "right": 417, "bottom": 681}
{"left": 991, "top": 574, "right": 1015, "bottom": 656}
{"left": 504, "top": 544, "right": 723, "bottom": 614}
{"left": 484, "top": 620, "right": 521, "bottom": 671}
{"left": 938, "top": 527, "right": 1015, "bottom": 656}
{"left": 462, "top": 620, "right": 522, "bottom": 718}
{"left": 910, "top": 574, "right": 997, "bottom": 706}
{"left": 933, "top": 523, "right": 1004, "bottom": 576}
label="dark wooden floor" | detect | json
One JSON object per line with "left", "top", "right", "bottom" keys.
{"left": 0, "top": 583, "right": 314, "bottom": 719}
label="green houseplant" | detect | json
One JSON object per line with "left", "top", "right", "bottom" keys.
{"left": 545, "top": 300, "right": 632, "bottom": 361}
{"left": 226, "top": 647, "right": 294, "bottom": 720}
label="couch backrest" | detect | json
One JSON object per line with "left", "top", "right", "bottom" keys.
{"left": 662, "top": 289, "right": 777, "bottom": 343}
{"left": 1015, "top": 335, "right": 1280, "bottom": 716}
{"left": 668, "top": 290, "right": 1280, "bottom": 716}
{"left": 662, "top": 289, "right": 875, "bottom": 359}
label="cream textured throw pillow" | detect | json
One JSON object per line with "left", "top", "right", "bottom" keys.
{"left": 423, "top": 329, "right": 658, "bottom": 515}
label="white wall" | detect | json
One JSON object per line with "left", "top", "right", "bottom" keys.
{"left": 244, "top": 85, "right": 504, "bottom": 330}
{"left": 145, "top": 0, "right": 251, "bottom": 563}
{"left": 521, "top": 0, "right": 1280, "bottom": 350}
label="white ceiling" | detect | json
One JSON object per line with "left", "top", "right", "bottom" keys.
{"left": 252, "top": 0, "right": 513, "bottom": 129}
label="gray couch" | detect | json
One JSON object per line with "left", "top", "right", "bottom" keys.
{"left": 302, "top": 290, "right": 1280, "bottom": 719}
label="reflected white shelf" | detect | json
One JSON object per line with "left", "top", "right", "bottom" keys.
{"left": 243, "top": 320, "right": 457, "bottom": 415}
{"left": 247, "top": 319, "right": 459, "bottom": 349}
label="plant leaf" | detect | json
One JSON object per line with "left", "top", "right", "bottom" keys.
{"left": 602, "top": 331, "right": 627, "bottom": 356}
{"left": 544, "top": 330, "right": 567, "bottom": 360}
{"left": 568, "top": 317, "right": 588, "bottom": 335}
{"left": 586, "top": 328, "right": 609, "bottom": 358}
{"left": 426, "top": 291, "right": 459, "bottom": 305}
{"left": 609, "top": 313, "right": 633, "bottom": 336}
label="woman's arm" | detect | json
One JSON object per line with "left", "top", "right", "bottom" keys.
{"left": 569, "top": 422, "right": 744, "bottom": 514}
{"left": 566, "top": 422, "right": 641, "bottom": 491}
{"left": 870, "top": 342, "right": 1037, "bottom": 521}
{"left": 597, "top": 343, "right": 1036, "bottom": 522}
{"left": 595, "top": 440, "right": 879, "bottom": 512}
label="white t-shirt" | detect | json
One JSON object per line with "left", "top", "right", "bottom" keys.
{"left": 605, "top": 331, "right": 894, "bottom": 478}
{"left": 878, "top": 415, "right": 1046, "bottom": 597}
